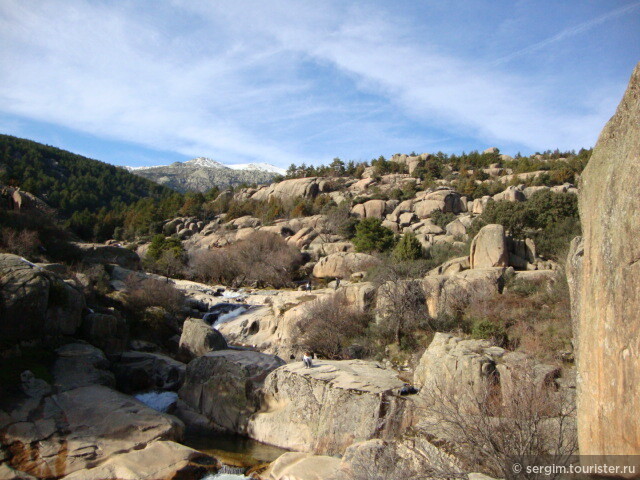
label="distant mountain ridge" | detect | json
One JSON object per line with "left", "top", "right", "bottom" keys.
{"left": 125, "top": 157, "right": 285, "bottom": 192}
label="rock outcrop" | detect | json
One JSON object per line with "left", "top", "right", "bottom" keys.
{"left": 52, "top": 343, "right": 116, "bottom": 391}
{"left": 251, "top": 177, "right": 321, "bottom": 202}
{"left": 262, "top": 452, "right": 341, "bottom": 480}
{"left": 413, "top": 333, "right": 504, "bottom": 407}
{"left": 0, "top": 385, "right": 184, "bottom": 478}
{"left": 0, "top": 254, "right": 84, "bottom": 342}
{"left": 178, "top": 318, "right": 228, "bottom": 359}
{"left": 247, "top": 360, "right": 412, "bottom": 455}
{"left": 312, "top": 252, "right": 380, "bottom": 279}
{"left": 58, "top": 440, "right": 215, "bottom": 480}
{"left": 414, "top": 333, "right": 563, "bottom": 413}
{"left": 80, "top": 313, "right": 128, "bottom": 355}
{"left": 73, "top": 243, "right": 141, "bottom": 270}
{"left": 570, "top": 62, "right": 640, "bottom": 458}
{"left": 336, "top": 437, "right": 463, "bottom": 480}
{"left": 351, "top": 199, "right": 387, "bottom": 219}
{"left": 469, "top": 224, "right": 509, "bottom": 269}
{"left": 179, "top": 350, "right": 285, "bottom": 433}
{"left": 112, "top": 351, "right": 186, "bottom": 393}
{"left": 422, "top": 268, "right": 505, "bottom": 318}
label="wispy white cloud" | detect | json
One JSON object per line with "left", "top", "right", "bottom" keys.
{"left": 0, "top": 0, "right": 633, "bottom": 167}
{"left": 491, "top": 1, "right": 640, "bottom": 66}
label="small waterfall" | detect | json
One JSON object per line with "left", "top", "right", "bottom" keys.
{"left": 201, "top": 467, "right": 250, "bottom": 480}
{"left": 218, "top": 464, "right": 246, "bottom": 475}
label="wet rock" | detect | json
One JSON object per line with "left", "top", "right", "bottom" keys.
{"left": 1, "top": 385, "right": 184, "bottom": 478}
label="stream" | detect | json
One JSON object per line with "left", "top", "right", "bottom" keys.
{"left": 135, "top": 391, "right": 288, "bottom": 478}
{"left": 135, "top": 301, "right": 283, "bottom": 479}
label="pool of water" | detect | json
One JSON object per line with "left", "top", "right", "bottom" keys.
{"left": 184, "top": 432, "right": 289, "bottom": 469}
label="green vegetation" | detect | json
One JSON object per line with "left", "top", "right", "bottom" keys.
{"left": 352, "top": 218, "right": 396, "bottom": 253}
{"left": 147, "top": 234, "right": 185, "bottom": 260}
{"left": 429, "top": 210, "right": 457, "bottom": 230}
{"left": 470, "top": 318, "right": 507, "bottom": 344}
{"left": 461, "top": 273, "right": 572, "bottom": 362}
{"left": 469, "top": 190, "right": 580, "bottom": 259}
{"left": 393, "top": 231, "right": 423, "bottom": 261}
{"left": 0, "top": 135, "right": 215, "bottom": 241}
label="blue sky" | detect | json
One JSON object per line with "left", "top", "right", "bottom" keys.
{"left": 1, "top": 1, "right": 638, "bottom": 168}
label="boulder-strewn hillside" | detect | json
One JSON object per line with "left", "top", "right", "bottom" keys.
{"left": 127, "top": 157, "right": 284, "bottom": 193}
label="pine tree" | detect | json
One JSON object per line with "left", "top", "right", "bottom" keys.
{"left": 393, "top": 231, "right": 423, "bottom": 261}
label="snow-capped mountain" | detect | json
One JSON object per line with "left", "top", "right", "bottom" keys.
{"left": 184, "top": 157, "right": 227, "bottom": 169}
{"left": 124, "top": 157, "right": 285, "bottom": 192}
{"left": 227, "top": 162, "right": 286, "bottom": 175}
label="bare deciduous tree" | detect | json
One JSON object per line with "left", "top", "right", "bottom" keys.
{"left": 295, "top": 292, "right": 371, "bottom": 359}
{"left": 189, "top": 231, "right": 303, "bottom": 288}
{"left": 421, "top": 367, "right": 577, "bottom": 480}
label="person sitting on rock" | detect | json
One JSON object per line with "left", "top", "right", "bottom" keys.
{"left": 302, "top": 352, "right": 313, "bottom": 368}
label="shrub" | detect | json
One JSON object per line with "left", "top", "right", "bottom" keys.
{"left": 393, "top": 231, "right": 423, "bottom": 261}
{"left": 323, "top": 202, "right": 358, "bottom": 238}
{"left": 295, "top": 293, "right": 372, "bottom": 359}
{"left": 352, "top": 218, "right": 396, "bottom": 253}
{"left": 423, "top": 369, "right": 577, "bottom": 480}
{"left": 124, "top": 274, "right": 185, "bottom": 316}
{"left": 147, "top": 234, "right": 184, "bottom": 260}
{"left": 429, "top": 210, "right": 457, "bottom": 230}
{"left": 462, "top": 272, "right": 572, "bottom": 362}
{"left": 189, "top": 231, "right": 303, "bottom": 288}
{"left": 374, "top": 278, "right": 427, "bottom": 348}
{"left": 426, "top": 242, "right": 469, "bottom": 266}
{"left": 470, "top": 319, "right": 507, "bottom": 345}
{"left": 0, "top": 229, "right": 41, "bottom": 258}
{"left": 144, "top": 234, "right": 186, "bottom": 277}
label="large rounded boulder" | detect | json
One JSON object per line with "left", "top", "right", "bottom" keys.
{"left": 469, "top": 224, "right": 509, "bottom": 269}
{"left": 312, "top": 252, "right": 380, "bottom": 279}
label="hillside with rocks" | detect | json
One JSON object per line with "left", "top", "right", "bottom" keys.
{"left": 1, "top": 62, "right": 638, "bottom": 480}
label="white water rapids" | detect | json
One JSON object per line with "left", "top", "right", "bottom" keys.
{"left": 201, "top": 474, "right": 250, "bottom": 480}
{"left": 213, "top": 306, "right": 249, "bottom": 327}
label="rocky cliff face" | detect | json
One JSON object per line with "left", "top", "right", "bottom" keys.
{"left": 571, "top": 62, "right": 640, "bottom": 458}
